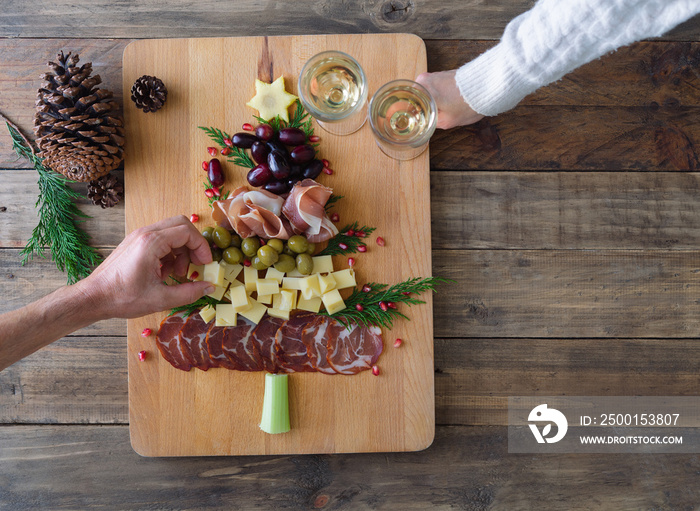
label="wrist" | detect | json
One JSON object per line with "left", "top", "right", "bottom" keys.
{"left": 71, "top": 275, "right": 113, "bottom": 323}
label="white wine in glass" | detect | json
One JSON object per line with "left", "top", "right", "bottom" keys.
{"left": 369, "top": 79, "right": 437, "bottom": 160}
{"left": 298, "top": 51, "right": 368, "bottom": 136}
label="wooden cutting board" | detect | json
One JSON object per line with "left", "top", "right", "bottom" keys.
{"left": 123, "top": 34, "right": 433, "bottom": 456}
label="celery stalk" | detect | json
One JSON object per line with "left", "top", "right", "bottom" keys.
{"left": 259, "top": 373, "right": 291, "bottom": 434}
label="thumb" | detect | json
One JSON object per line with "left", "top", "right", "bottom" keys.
{"left": 160, "top": 280, "right": 215, "bottom": 309}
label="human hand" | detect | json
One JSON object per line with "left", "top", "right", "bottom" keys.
{"left": 416, "top": 70, "right": 484, "bottom": 129}
{"left": 79, "top": 215, "right": 214, "bottom": 319}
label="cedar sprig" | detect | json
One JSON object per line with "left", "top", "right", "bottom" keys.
{"left": 324, "top": 194, "right": 344, "bottom": 212}
{"left": 317, "top": 222, "right": 376, "bottom": 256}
{"left": 170, "top": 296, "right": 221, "bottom": 318}
{"left": 198, "top": 126, "right": 255, "bottom": 168}
{"left": 6, "top": 120, "right": 102, "bottom": 285}
{"left": 255, "top": 100, "right": 315, "bottom": 140}
{"left": 324, "top": 277, "right": 452, "bottom": 329}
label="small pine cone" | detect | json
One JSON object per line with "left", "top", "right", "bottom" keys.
{"left": 88, "top": 174, "right": 124, "bottom": 208}
{"left": 130, "top": 75, "right": 167, "bottom": 113}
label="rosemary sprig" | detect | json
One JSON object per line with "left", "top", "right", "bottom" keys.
{"left": 170, "top": 296, "right": 221, "bottom": 318}
{"left": 323, "top": 277, "right": 452, "bottom": 329}
{"left": 198, "top": 126, "right": 255, "bottom": 168}
{"left": 324, "top": 193, "right": 344, "bottom": 212}
{"left": 6, "top": 120, "right": 102, "bottom": 285}
{"left": 317, "top": 222, "right": 376, "bottom": 256}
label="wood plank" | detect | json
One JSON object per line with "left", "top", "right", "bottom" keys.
{"left": 1, "top": 424, "right": 699, "bottom": 510}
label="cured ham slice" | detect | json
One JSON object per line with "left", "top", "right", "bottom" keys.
{"left": 251, "top": 315, "right": 286, "bottom": 373}
{"left": 301, "top": 315, "right": 337, "bottom": 375}
{"left": 179, "top": 313, "right": 216, "bottom": 371}
{"left": 275, "top": 311, "right": 316, "bottom": 373}
{"left": 306, "top": 215, "right": 339, "bottom": 243}
{"left": 206, "top": 324, "right": 239, "bottom": 370}
{"left": 155, "top": 311, "right": 192, "bottom": 371}
{"left": 222, "top": 316, "right": 263, "bottom": 371}
{"left": 213, "top": 187, "right": 292, "bottom": 239}
{"left": 282, "top": 179, "right": 338, "bottom": 242}
{"left": 326, "top": 321, "right": 384, "bottom": 375}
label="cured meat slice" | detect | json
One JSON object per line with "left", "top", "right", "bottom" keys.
{"left": 282, "top": 179, "right": 338, "bottom": 242}
{"left": 222, "top": 316, "right": 263, "bottom": 371}
{"left": 275, "top": 311, "right": 316, "bottom": 373}
{"left": 326, "top": 321, "right": 384, "bottom": 375}
{"left": 179, "top": 312, "right": 216, "bottom": 371}
{"left": 306, "top": 215, "right": 339, "bottom": 243}
{"left": 213, "top": 187, "right": 291, "bottom": 239}
{"left": 206, "top": 324, "right": 239, "bottom": 370}
{"left": 251, "top": 315, "right": 286, "bottom": 373}
{"left": 301, "top": 315, "right": 337, "bottom": 374}
{"left": 155, "top": 311, "right": 191, "bottom": 371}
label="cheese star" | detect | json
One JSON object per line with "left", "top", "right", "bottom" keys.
{"left": 246, "top": 76, "right": 298, "bottom": 123}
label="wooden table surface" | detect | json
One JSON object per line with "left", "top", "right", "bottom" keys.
{"left": 2, "top": 2, "right": 700, "bottom": 509}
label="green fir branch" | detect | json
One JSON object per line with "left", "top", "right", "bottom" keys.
{"left": 170, "top": 296, "right": 221, "bottom": 318}
{"left": 198, "top": 126, "right": 254, "bottom": 169}
{"left": 317, "top": 222, "right": 376, "bottom": 256}
{"left": 324, "top": 194, "right": 344, "bottom": 212}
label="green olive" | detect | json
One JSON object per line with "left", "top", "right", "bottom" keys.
{"left": 251, "top": 255, "right": 269, "bottom": 271}
{"left": 305, "top": 242, "right": 316, "bottom": 255}
{"left": 241, "top": 237, "right": 261, "bottom": 257}
{"left": 282, "top": 244, "right": 295, "bottom": 256}
{"left": 267, "top": 238, "right": 284, "bottom": 253}
{"left": 288, "top": 235, "right": 309, "bottom": 254}
{"left": 201, "top": 226, "right": 214, "bottom": 242}
{"left": 223, "top": 246, "right": 244, "bottom": 264}
{"left": 257, "top": 245, "right": 279, "bottom": 266}
{"left": 210, "top": 246, "right": 223, "bottom": 263}
{"left": 274, "top": 253, "right": 296, "bottom": 273}
{"left": 295, "top": 253, "right": 314, "bottom": 275}
{"left": 229, "top": 234, "right": 242, "bottom": 248}
{"left": 212, "top": 226, "right": 232, "bottom": 249}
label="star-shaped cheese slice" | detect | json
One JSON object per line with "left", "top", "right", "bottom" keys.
{"left": 246, "top": 76, "right": 298, "bottom": 123}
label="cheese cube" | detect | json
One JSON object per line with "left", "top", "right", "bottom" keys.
{"left": 286, "top": 268, "right": 304, "bottom": 278}
{"left": 318, "top": 273, "right": 337, "bottom": 294}
{"left": 257, "top": 293, "right": 272, "bottom": 305}
{"left": 282, "top": 277, "right": 303, "bottom": 290}
{"left": 220, "top": 262, "right": 243, "bottom": 282}
{"left": 331, "top": 268, "right": 356, "bottom": 290}
{"left": 265, "top": 267, "right": 285, "bottom": 284}
{"left": 230, "top": 285, "right": 252, "bottom": 312}
{"left": 272, "top": 293, "right": 283, "bottom": 310}
{"left": 322, "top": 289, "right": 345, "bottom": 315}
{"left": 215, "top": 304, "right": 237, "bottom": 327}
{"left": 203, "top": 261, "right": 226, "bottom": 287}
{"left": 256, "top": 278, "right": 280, "bottom": 297}
{"left": 267, "top": 307, "right": 290, "bottom": 320}
{"left": 279, "top": 289, "right": 297, "bottom": 311}
{"left": 297, "top": 295, "right": 322, "bottom": 313}
{"left": 312, "top": 255, "right": 334, "bottom": 274}
{"left": 244, "top": 266, "right": 258, "bottom": 293}
{"left": 300, "top": 274, "right": 321, "bottom": 300}
{"left": 199, "top": 304, "right": 216, "bottom": 323}
{"left": 188, "top": 263, "right": 204, "bottom": 281}
{"left": 238, "top": 298, "right": 268, "bottom": 325}
{"left": 223, "top": 280, "right": 243, "bottom": 302}
{"left": 207, "top": 284, "right": 228, "bottom": 301}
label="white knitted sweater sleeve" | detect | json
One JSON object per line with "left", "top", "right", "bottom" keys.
{"left": 455, "top": 0, "right": 700, "bottom": 117}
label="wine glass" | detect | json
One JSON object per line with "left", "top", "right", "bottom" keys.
{"left": 368, "top": 79, "right": 437, "bottom": 160}
{"left": 298, "top": 51, "right": 368, "bottom": 136}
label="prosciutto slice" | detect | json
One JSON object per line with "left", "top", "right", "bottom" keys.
{"left": 251, "top": 315, "right": 286, "bottom": 373}
{"left": 326, "top": 321, "right": 384, "bottom": 375}
{"left": 222, "top": 316, "right": 263, "bottom": 371}
{"left": 282, "top": 179, "right": 339, "bottom": 242}
{"left": 275, "top": 311, "right": 317, "bottom": 373}
{"left": 155, "top": 311, "right": 192, "bottom": 371}
{"left": 213, "top": 187, "right": 292, "bottom": 239}
{"left": 179, "top": 313, "right": 216, "bottom": 371}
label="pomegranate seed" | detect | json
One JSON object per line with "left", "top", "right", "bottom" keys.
{"left": 339, "top": 242, "right": 348, "bottom": 250}
{"left": 190, "top": 271, "right": 199, "bottom": 280}
{"left": 201, "top": 160, "right": 208, "bottom": 171}
{"left": 357, "top": 244, "right": 367, "bottom": 253}
{"left": 243, "top": 259, "right": 251, "bottom": 267}
{"left": 394, "top": 338, "right": 403, "bottom": 348}
{"left": 322, "top": 159, "right": 330, "bottom": 167}
{"left": 190, "top": 213, "right": 199, "bottom": 223}
{"left": 309, "top": 135, "right": 320, "bottom": 143}
{"left": 372, "top": 365, "right": 380, "bottom": 376}
{"left": 331, "top": 212, "right": 340, "bottom": 222}
{"left": 221, "top": 147, "right": 232, "bottom": 156}
{"left": 362, "top": 284, "right": 372, "bottom": 293}
{"left": 223, "top": 137, "right": 232, "bottom": 147}
{"left": 138, "top": 350, "right": 147, "bottom": 361}
{"left": 348, "top": 257, "right": 355, "bottom": 267}
{"left": 207, "top": 146, "right": 217, "bottom": 156}
{"left": 212, "top": 186, "right": 221, "bottom": 197}
{"left": 259, "top": 238, "right": 266, "bottom": 245}
{"left": 376, "top": 236, "right": 385, "bottom": 247}
{"left": 323, "top": 167, "right": 333, "bottom": 175}
{"left": 355, "top": 304, "right": 364, "bottom": 312}
{"left": 387, "top": 302, "right": 397, "bottom": 309}
{"left": 402, "top": 291, "right": 411, "bottom": 296}
{"left": 356, "top": 231, "right": 366, "bottom": 238}
{"left": 379, "top": 301, "right": 388, "bottom": 312}
{"left": 345, "top": 229, "right": 355, "bottom": 237}
{"left": 141, "top": 328, "right": 152, "bottom": 337}
{"left": 204, "top": 188, "right": 215, "bottom": 198}
{"left": 242, "top": 123, "right": 254, "bottom": 131}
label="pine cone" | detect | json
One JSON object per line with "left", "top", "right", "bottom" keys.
{"left": 130, "top": 75, "right": 168, "bottom": 113}
{"left": 34, "top": 51, "right": 125, "bottom": 182}
{"left": 87, "top": 174, "right": 124, "bottom": 208}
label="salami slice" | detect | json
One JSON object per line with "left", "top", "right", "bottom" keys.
{"left": 179, "top": 312, "right": 216, "bottom": 371}
{"left": 155, "top": 312, "right": 192, "bottom": 371}
{"left": 222, "top": 316, "right": 263, "bottom": 371}
{"left": 326, "top": 321, "right": 384, "bottom": 375}
{"left": 301, "top": 315, "right": 337, "bottom": 374}
{"left": 206, "top": 324, "right": 239, "bottom": 370}
{"left": 251, "top": 315, "right": 286, "bottom": 373}
{"left": 275, "top": 311, "right": 316, "bottom": 373}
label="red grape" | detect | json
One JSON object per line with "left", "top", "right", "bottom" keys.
{"left": 232, "top": 132, "right": 258, "bottom": 148}
{"left": 247, "top": 164, "right": 273, "bottom": 187}
{"left": 264, "top": 180, "right": 290, "bottom": 195}
{"left": 268, "top": 150, "right": 291, "bottom": 179}
{"left": 279, "top": 127, "right": 306, "bottom": 146}
{"left": 208, "top": 158, "right": 224, "bottom": 187}
{"left": 255, "top": 124, "right": 275, "bottom": 141}
{"left": 302, "top": 159, "right": 323, "bottom": 180}
{"left": 290, "top": 144, "right": 315, "bottom": 164}
{"left": 251, "top": 141, "right": 270, "bottom": 165}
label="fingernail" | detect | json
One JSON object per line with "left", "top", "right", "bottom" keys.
{"left": 204, "top": 285, "right": 215, "bottom": 295}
